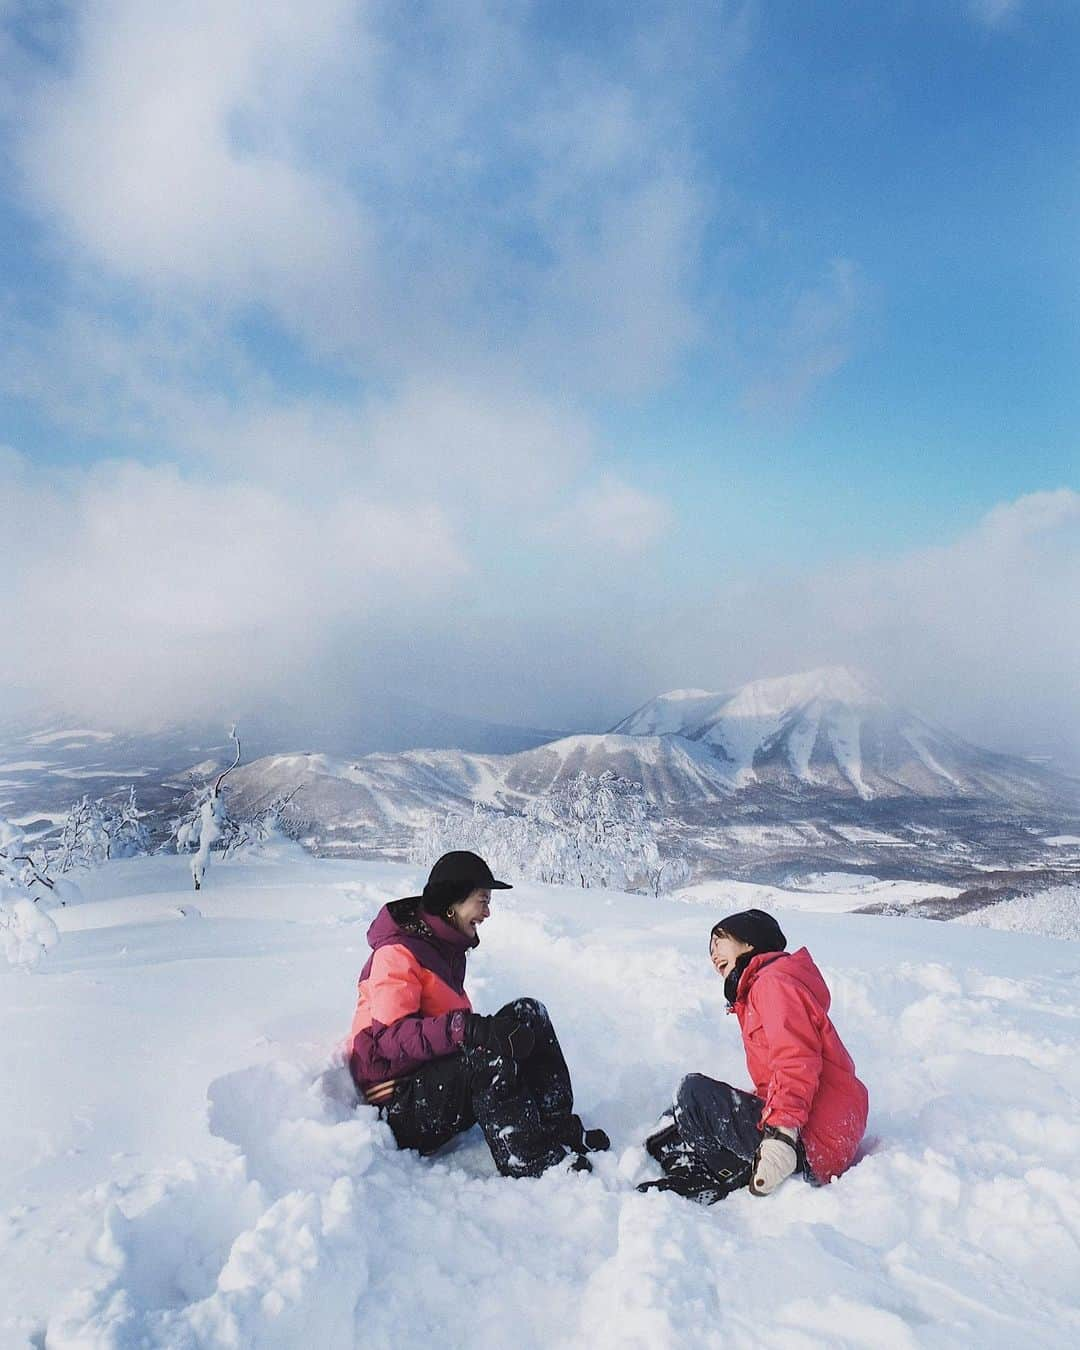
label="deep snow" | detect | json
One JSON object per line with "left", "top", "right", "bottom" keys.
{"left": 3, "top": 855, "right": 1080, "bottom": 1348}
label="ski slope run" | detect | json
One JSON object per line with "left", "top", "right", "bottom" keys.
{"left": 3, "top": 856, "right": 1080, "bottom": 1348}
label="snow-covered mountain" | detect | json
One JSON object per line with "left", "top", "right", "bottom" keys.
{"left": 0, "top": 700, "right": 560, "bottom": 846}
{"left": 230, "top": 667, "right": 1077, "bottom": 829}
{"left": 611, "top": 666, "right": 1074, "bottom": 805}
{"left": 219, "top": 668, "right": 1080, "bottom": 880}
{"left": 225, "top": 732, "right": 739, "bottom": 852}
{"left": 5, "top": 668, "right": 1077, "bottom": 876}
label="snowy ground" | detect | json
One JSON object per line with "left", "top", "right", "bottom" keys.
{"left": 3, "top": 855, "right": 1080, "bottom": 1349}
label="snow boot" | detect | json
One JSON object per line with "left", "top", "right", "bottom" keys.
{"left": 558, "top": 1113, "right": 611, "bottom": 1155}
{"left": 641, "top": 1116, "right": 752, "bottom": 1203}
{"left": 636, "top": 1172, "right": 727, "bottom": 1205}
{"left": 645, "top": 1117, "right": 680, "bottom": 1165}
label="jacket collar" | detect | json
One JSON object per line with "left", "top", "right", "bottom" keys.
{"left": 422, "top": 910, "right": 478, "bottom": 952}
{"left": 727, "top": 950, "right": 788, "bottom": 1009}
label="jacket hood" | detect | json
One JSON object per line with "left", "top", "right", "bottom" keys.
{"left": 739, "top": 947, "right": 830, "bottom": 1012}
{"left": 366, "top": 898, "right": 477, "bottom": 954}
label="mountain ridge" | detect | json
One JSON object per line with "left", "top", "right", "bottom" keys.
{"left": 220, "top": 668, "right": 1080, "bottom": 879}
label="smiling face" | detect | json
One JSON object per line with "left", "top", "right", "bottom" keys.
{"left": 448, "top": 888, "right": 491, "bottom": 939}
{"left": 710, "top": 930, "right": 754, "bottom": 980}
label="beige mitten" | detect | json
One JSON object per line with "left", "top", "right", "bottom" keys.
{"left": 750, "top": 1126, "right": 798, "bottom": 1196}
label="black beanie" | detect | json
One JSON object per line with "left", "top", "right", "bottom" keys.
{"left": 711, "top": 908, "right": 787, "bottom": 954}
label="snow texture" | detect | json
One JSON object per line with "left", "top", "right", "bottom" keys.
{"left": 3, "top": 856, "right": 1080, "bottom": 1348}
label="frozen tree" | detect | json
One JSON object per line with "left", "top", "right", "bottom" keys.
{"left": 409, "top": 803, "right": 533, "bottom": 882}
{"left": 107, "top": 786, "right": 152, "bottom": 859}
{"left": 533, "top": 771, "right": 654, "bottom": 889}
{"left": 57, "top": 788, "right": 151, "bottom": 873}
{"left": 0, "top": 816, "right": 61, "bottom": 968}
{"left": 57, "top": 796, "right": 111, "bottom": 871}
{"left": 174, "top": 729, "right": 241, "bottom": 891}
{"left": 223, "top": 787, "right": 305, "bottom": 859}
{"left": 410, "top": 773, "right": 691, "bottom": 896}
{"left": 648, "top": 854, "right": 692, "bottom": 898}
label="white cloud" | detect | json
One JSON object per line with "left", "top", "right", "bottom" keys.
{"left": 669, "top": 488, "right": 1080, "bottom": 761}
{"left": 17, "top": 1, "right": 374, "bottom": 356}
{"left": 11, "top": 0, "right": 717, "bottom": 388}
{"left": 547, "top": 474, "right": 674, "bottom": 555}
{"left": 742, "top": 258, "right": 868, "bottom": 417}
{"left": 969, "top": 0, "right": 1022, "bottom": 29}
{"left": 0, "top": 449, "right": 467, "bottom": 724}
{"left": 360, "top": 378, "right": 595, "bottom": 513}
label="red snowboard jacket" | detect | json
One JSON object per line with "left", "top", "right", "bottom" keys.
{"left": 731, "top": 947, "right": 868, "bottom": 1182}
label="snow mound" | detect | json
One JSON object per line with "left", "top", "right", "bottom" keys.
{"left": 954, "top": 884, "right": 1080, "bottom": 940}
{"left": 5, "top": 857, "right": 1080, "bottom": 1348}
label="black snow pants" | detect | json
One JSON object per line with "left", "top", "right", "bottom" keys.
{"left": 652, "top": 1073, "right": 810, "bottom": 1197}
{"left": 384, "top": 998, "right": 578, "bottom": 1178}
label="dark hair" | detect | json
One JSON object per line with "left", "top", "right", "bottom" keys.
{"left": 419, "top": 879, "right": 475, "bottom": 916}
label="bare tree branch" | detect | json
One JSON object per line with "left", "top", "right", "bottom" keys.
{"left": 214, "top": 725, "right": 242, "bottom": 795}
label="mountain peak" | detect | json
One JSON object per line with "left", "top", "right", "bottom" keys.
{"left": 611, "top": 666, "right": 891, "bottom": 797}
{"left": 721, "top": 666, "right": 881, "bottom": 718}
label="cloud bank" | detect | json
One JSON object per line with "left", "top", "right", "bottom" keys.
{"left": 0, "top": 3, "right": 1074, "bottom": 770}
{"left": 666, "top": 489, "right": 1080, "bottom": 765}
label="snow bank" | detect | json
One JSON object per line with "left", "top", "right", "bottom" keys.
{"left": 954, "top": 884, "right": 1080, "bottom": 940}
{"left": 3, "top": 857, "right": 1080, "bottom": 1348}
{"left": 674, "top": 873, "right": 961, "bottom": 916}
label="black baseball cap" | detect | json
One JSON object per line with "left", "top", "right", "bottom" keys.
{"left": 426, "top": 851, "right": 512, "bottom": 891}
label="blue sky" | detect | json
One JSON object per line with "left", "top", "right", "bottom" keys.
{"left": 0, "top": 1, "right": 1077, "bottom": 756}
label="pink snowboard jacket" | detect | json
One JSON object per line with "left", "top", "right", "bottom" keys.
{"left": 348, "top": 899, "right": 473, "bottom": 1090}
{"left": 731, "top": 947, "right": 868, "bottom": 1182}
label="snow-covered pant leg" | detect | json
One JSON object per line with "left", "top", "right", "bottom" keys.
{"left": 496, "top": 998, "right": 578, "bottom": 1141}
{"left": 384, "top": 1053, "right": 476, "bottom": 1156}
{"left": 384, "top": 1043, "right": 567, "bottom": 1179}
{"left": 461, "top": 998, "right": 582, "bottom": 1176}
{"left": 672, "top": 1074, "right": 766, "bottom": 1190}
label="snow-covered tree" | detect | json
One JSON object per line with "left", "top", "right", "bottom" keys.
{"left": 173, "top": 729, "right": 242, "bottom": 891}
{"left": 0, "top": 817, "right": 61, "bottom": 968}
{"left": 106, "top": 786, "right": 152, "bottom": 859}
{"left": 410, "top": 773, "right": 691, "bottom": 896}
{"left": 57, "top": 796, "right": 111, "bottom": 871}
{"left": 222, "top": 787, "right": 305, "bottom": 860}
{"left": 648, "top": 854, "right": 692, "bottom": 898}
{"left": 409, "top": 803, "right": 535, "bottom": 882}
{"left": 57, "top": 788, "right": 151, "bottom": 873}
{"left": 532, "top": 771, "right": 654, "bottom": 889}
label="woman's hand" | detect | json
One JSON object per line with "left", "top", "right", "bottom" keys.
{"left": 750, "top": 1126, "right": 798, "bottom": 1195}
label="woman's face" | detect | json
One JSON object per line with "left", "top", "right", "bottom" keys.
{"left": 710, "top": 931, "right": 753, "bottom": 979}
{"left": 448, "top": 888, "right": 491, "bottom": 939}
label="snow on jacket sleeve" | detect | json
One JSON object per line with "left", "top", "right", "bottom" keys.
{"left": 363, "top": 945, "right": 465, "bottom": 1079}
{"left": 751, "top": 972, "right": 825, "bottom": 1131}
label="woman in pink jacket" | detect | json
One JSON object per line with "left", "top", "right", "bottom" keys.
{"left": 639, "top": 909, "right": 868, "bottom": 1203}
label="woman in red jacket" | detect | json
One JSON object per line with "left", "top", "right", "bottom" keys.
{"left": 639, "top": 909, "right": 868, "bottom": 1203}
{"left": 349, "top": 850, "right": 608, "bottom": 1178}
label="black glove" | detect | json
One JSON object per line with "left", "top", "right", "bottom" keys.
{"left": 463, "top": 1013, "right": 535, "bottom": 1060}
